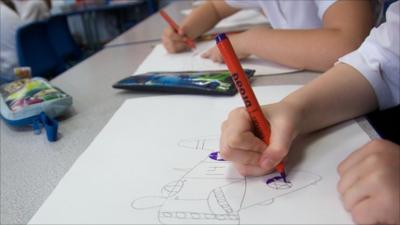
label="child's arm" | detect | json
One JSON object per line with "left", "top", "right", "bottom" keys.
{"left": 282, "top": 63, "right": 378, "bottom": 135}
{"left": 203, "top": 0, "right": 374, "bottom": 71}
{"left": 162, "top": 1, "right": 239, "bottom": 53}
{"left": 220, "top": 63, "right": 378, "bottom": 175}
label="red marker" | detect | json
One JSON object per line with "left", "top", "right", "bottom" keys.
{"left": 215, "top": 33, "right": 287, "bottom": 182}
{"left": 159, "top": 10, "right": 196, "bottom": 49}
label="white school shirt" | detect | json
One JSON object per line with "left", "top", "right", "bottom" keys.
{"left": 0, "top": 2, "right": 22, "bottom": 83}
{"left": 12, "top": 0, "right": 50, "bottom": 22}
{"left": 225, "top": 0, "right": 336, "bottom": 29}
{"left": 338, "top": 1, "right": 400, "bottom": 110}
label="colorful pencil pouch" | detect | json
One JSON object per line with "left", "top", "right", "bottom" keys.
{"left": 113, "top": 69, "right": 255, "bottom": 96}
{"left": 0, "top": 78, "right": 72, "bottom": 142}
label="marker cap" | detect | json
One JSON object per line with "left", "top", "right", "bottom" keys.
{"left": 215, "top": 33, "right": 227, "bottom": 44}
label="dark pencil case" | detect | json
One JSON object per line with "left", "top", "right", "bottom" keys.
{"left": 113, "top": 69, "right": 255, "bottom": 96}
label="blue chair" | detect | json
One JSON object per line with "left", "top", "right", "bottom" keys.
{"left": 376, "top": 0, "right": 398, "bottom": 24}
{"left": 145, "top": 0, "right": 158, "bottom": 15}
{"left": 47, "top": 15, "right": 83, "bottom": 65}
{"left": 383, "top": 0, "right": 398, "bottom": 14}
{"left": 16, "top": 20, "right": 66, "bottom": 79}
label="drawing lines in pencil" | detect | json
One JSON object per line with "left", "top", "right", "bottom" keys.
{"left": 131, "top": 136, "right": 322, "bottom": 224}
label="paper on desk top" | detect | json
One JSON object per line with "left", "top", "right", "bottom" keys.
{"left": 29, "top": 85, "right": 369, "bottom": 224}
{"left": 181, "top": 9, "right": 269, "bottom": 29}
{"left": 134, "top": 40, "right": 299, "bottom": 76}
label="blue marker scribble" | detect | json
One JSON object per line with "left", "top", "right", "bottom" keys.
{"left": 208, "top": 151, "right": 225, "bottom": 161}
{"left": 266, "top": 176, "right": 293, "bottom": 189}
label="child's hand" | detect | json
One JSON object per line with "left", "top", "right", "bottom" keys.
{"left": 338, "top": 139, "right": 400, "bottom": 225}
{"left": 219, "top": 102, "right": 301, "bottom": 176}
{"left": 162, "top": 27, "right": 191, "bottom": 53}
{"left": 201, "top": 33, "right": 250, "bottom": 63}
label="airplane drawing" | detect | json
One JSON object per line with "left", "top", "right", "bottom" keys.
{"left": 132, "top": 138, "right": 322, "bottom": 225}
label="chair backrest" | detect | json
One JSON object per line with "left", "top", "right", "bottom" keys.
{"left": 16, "top": 20, "right": 66, "bottom": 79}
{"left": 146, "top": 0, "right": 158, "bottom": 15}
{"left": 376, "top": 0, "right": 398, "bottom": 24}
{"left": 47, "top": 15, "right": 82, "bottom": 61}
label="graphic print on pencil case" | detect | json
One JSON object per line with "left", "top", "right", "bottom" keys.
{"left": 131, "top": 137, "right": 321, "bottom": 225}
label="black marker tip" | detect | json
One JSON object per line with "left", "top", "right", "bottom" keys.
{"left": 281, "top": 172, "right": 288, "bottom": 183}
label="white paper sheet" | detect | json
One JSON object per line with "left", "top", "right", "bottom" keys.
{"left": 181, "top": 9, "right": 269, "bottom": 29}
{"left": 134, "top": 41, "right": 300, "bottom": 76}
{"left": 29, "top": 86, "right": 371, "bottom": 224}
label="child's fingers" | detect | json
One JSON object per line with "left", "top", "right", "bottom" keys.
{"left": 162, "top": 28, "right": 175, "bottom": 41}
{"left": 338, "top": 139, "right": 382, "bottom": 176}
{"left": 162, "top": 27, "right": 189, "bottom": 53}
{"left": 164, "top": 27, "right": 185, "bottom": 41}
{"left": 220, "top": 107, "right": 252, "bottom": 137}
{"left": 162, "top": 34, "right": 189, "bottom": 53}
{"left": 201, "top": 47, "right": 224, "bottom": 63}
{"left": 209, "top": 48, "right": 224, "bottom": 63}
{"left": 175, "top": 41, "right": 190, "bottom": 51}
{"left": 225, "top": 131, "right": 267, "bottom": 153}
{"left": 337, "top": 153, "right": 377, "bottom": 195}
{"left": 259, "top": 148, "right": 287, "bottom": 171}
{"left": 259, "top": 128, "right": 291, "bottom": 170}
{"left": 341, "top": 174, "right": 376, "bottom": 211}
{"left": 220, "top": 108, "right": 266, "bottom": 152}
{"left": 220, "top": 131, "right": 265, "bottom": 165}
{"left": 177, "top": 27, "right": 188, "bottom": 37}
{"left": 350, "top": 198, "right": 377, "bottom": 225}
{"left": 170, "top": 33, "right": 185, "bottom": 41}
{"left": 219, "top": 107, "right": 268, "bottom": 166}
{"left": 220, "top": 148, "right": 261, "bottom": 166}
{"left": 234, "top": 163, "right": 273, "bottom": 177}
{"left": 212, "top": 54, "right": 224, "bottom": 63}
{"left": 201, "top": 49, "right": 212, "bottom": 59}
{"left": 227, "top": 107, "right": 252, "bottom": 127}
{"left": 163, "top": 41, "right": 188, "bottom": 53}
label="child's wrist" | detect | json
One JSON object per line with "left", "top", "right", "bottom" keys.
{"left": 280, "top": 98, "right": 306, "bottom": 136}
{"left": 242, "top": 27, "right": 270, "bottom": 55}
{"left": 237, "top": 30, "right": 254, "bottom": 55}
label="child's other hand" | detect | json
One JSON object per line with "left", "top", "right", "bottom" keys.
{"left": 201, "top": 33, "right": 250, "bottom": 63}
{"left": 337, "top": 139, "right": 400, "bottom": 225}
{"left": 162, "top": 27, "right": 191, "bottom": 53}
{"left": 219, "top": 102, "right": 301, "bottom": 176}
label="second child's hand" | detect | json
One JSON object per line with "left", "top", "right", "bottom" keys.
{"left": 160, "top": 10, "right": 196, "bottom": 50}
{"left": 202, "top": 33, "right": 250, "bottom": 63}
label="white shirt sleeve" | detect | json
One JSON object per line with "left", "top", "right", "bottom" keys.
{"left": 225, "top": 0, "right": 260, "bottom": 9}
{"left": 314, "top": 0, "right": 336, "bottom": 20}
{"left": 338, "top": 1, "right": 400, "bottom": 110}
{"left": 12, "top": 0, "right": 50, "bottom": 22}
{"left": 0, "top": 2, "right": 21, "bottom": 82}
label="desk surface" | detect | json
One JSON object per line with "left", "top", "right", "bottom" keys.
{"left": 106, "top": 1, "right": 191, "bottom": 47}
{"left": 0, "top": 1, "right": 377, "bottom": 224}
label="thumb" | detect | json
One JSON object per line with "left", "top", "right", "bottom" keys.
{"left": 258, "top": 128, "right": 292, "bottom": 171}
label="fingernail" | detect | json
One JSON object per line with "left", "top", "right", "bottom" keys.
{"left": 261, "top": 158, "right": 274, "bottom": 169}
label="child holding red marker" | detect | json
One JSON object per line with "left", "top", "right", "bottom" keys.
{"left": 162, "top": 0, "right": 375, "bottom": 72}
{"left": 219, "top": 2, "right": 399, "bottom": 224}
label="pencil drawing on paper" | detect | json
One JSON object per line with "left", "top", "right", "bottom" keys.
{"left": 178, "top": 136, "right": 220, "bottom": 151}
{"left": 132, "top": 137, "right": 322, "bottom": 224}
